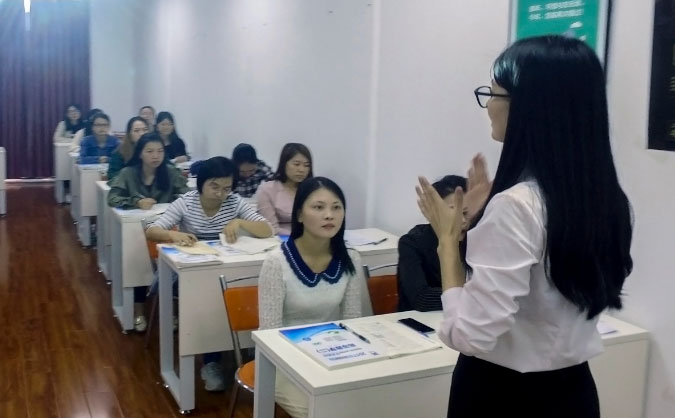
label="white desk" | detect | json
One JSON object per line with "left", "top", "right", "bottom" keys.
{"left": 110, "top": 204, "right": 171, "bottom": 332}
{"left": 73, "top": 164, "right": 107, "bottom": 247}
{"left": 253, "top": 312, "right": 649, "bottom": 418}
{"left": 53, "top": 143, "right": 72, "bottom": 204}
{"left": 96, "top": 181, "right": 112, "bottom": 280}
{"left": 157, "top": 228, "right": 400, "bottom": 413}
{"left": 0, "top": 147, "right": 6, "bottom": 216}
{"left": 108, "top": 180, "right": 197, "bottom": 329}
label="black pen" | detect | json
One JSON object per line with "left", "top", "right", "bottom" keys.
{"left": 338, "top": 322, "right": 371, "bottom": 344}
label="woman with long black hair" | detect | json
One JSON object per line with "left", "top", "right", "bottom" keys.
{"left": 258, "top": 176, "right": 366, "bottom": 418}
{"left": 417, "top": 35, "right": 633, "bottom": 418}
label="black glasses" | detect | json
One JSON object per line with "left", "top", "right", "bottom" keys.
{"left": 474, "top": 86, "right": 510, "bottom": 108}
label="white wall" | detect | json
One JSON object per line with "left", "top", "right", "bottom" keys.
{"left": 91, "top": 0, "right": 675, "bottom": 416}
{"left": 89, "top": 0, "right": 138, "bottom": 131}
{"left": 134, "top": 0, "right": 374, "bottom": 228}
{"left": 370, "top": 0, "right": 508, "bottom": 234}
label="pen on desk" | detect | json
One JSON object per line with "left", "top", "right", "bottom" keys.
{"left": 371, "top": 237, "right": 388, "bottom": 245}
{"left": 338, "top": 322, "right": 371, "bottom": 344}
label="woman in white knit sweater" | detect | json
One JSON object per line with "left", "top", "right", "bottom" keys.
{"left": 258, "top": 176, "right": 366, "bottom": 418}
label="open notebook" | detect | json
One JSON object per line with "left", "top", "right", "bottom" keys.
{"left": 279, "top": 320, "right": 442, "bottom": 370}
{"left": 218, "top": 235, "right": 280, "bottom": 255}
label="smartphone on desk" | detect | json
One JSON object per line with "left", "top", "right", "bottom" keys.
{"left": 398, "top": 318, "right": 435, "bottom": 334}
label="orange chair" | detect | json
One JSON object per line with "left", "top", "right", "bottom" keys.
{"left": 219, "top": 275, "right": 260, "bottom": 418}
{"left": 363, "top": 264, "right": 400, "bottom": 315}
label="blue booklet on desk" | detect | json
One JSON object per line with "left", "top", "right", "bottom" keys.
{"left": 279, "top": 323, "right": 384, "bottom": 370}
{"left": 280, "top": 320, "right": 443, "bottom": 370}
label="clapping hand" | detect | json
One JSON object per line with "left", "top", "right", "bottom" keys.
{"left": 416, "top": 177, "right": 464, "bottom": 243}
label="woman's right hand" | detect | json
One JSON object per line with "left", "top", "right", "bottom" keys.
{"left": 168, "top": 231, "right": 198, "bottom": 246}
{"left": 137, "top": 198, "right": 157, "bottom": 210}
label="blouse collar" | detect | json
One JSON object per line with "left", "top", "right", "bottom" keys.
{"left": 281, "top": 238, "right": 343, "bottom": 287}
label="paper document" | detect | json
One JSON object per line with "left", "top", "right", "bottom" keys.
{"left": 344, "top": 230, "right": 388, "bottom": 246}
{"left": 348, "top": 320, "right": 442, "bottom": 358}
{"left": 115, "top": 203, "right": 170, "bottom": 218}
{"left": 173, "top": 241, "right": 220, "bottom": 255}
{"left": 597, "top": 320, "right": 618, "bottom": 335}
{"left": 161, "top": 245, "right": 222, "bottom": 267}
{"left": 219, "top": 235, "right": 280, "bottom": 255}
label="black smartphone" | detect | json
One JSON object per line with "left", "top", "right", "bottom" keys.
{"left": 397, "top": 318, "right": 435, "bottom": 334}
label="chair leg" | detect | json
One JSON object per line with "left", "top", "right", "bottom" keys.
{"left": 227, "top": 384, "right": 240, "bottom": 418}
{"left": 144, "top": 292, "right": 159, "bottom": 349}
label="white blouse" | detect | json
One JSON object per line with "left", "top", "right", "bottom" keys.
{"left": 439, "top": 181, "right": 604, "bottom": 373}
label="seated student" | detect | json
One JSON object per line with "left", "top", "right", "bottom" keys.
{"left": 107, "top": 117, "right": 149, "bottom": 180}
{"left": 139, "top": 105, "right": 156, "bottom": 132}
{"left": 156, "top": 111, "right": 189, "bottom": 163}
{"left": 256, "top": 143, "right": 312, "bottom": 236}
{"left": 107, "top": 133, "right": 189, "bottom": 331}
{"left": 146, "top": 157, "right": 273, "bottom": 390}
{"left": 258, "top": 176, "right": 364, "bottom": 418}
{"left": 70, "top": 108, "right": 103, "bottom": 152}
{"left": 397, "top": 175, "right": 468, "bottom": 312}
{"left": 53, "top": 104, "right": 84, "bottom": 143}
{"left": 107, "top": 132, "right": 189, "bottom": 209}
{"left": 232, "top": 143, "right": 274, "bottom": 198}
{"left": 79, "top": 113, "right": 119, "bottom": 164}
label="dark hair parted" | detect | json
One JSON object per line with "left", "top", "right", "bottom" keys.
{"left": 118, "top": 117, "right": 149, "bottom": 163}
{"left": 473, "top": 35, "right": 633, "bottom": 318}
{"left": 273, "top": 143, "right": 313, "bottom": 183}
{"left": 127, "top": 132, "right": 170, "bottom": 192}
{"left": 197, "top": 156, "right": 236, "bottom": 193}
{"left": 155, "top": 111, "right": 182, "bottom": 141}
{"left": 232, "top": 143, "right": 259, "bottom": 166}
{"left": 83, "top": 108, "right": 103, "bottom": 136}
{"left": 63, "top": 104, "right": 84, "bottom": 132}
{"left": 432, "top": 175, "right": 467, "bottom": 199}
{"left": 290, "top": 177, "right": 355, "bottom": 275}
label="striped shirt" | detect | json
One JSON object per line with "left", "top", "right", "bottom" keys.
{"left": 149, "top": 190, "right": 268, "bottom": 240}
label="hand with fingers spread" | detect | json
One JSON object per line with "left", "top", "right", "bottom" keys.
{"left": 464, "top": 153, "right": 492, "bottom": 222}
{"left": 416, "top": 176, "right": 465, "bottom": 244}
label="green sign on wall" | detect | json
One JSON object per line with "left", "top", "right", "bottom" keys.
{"left": 510, "top": 0, "right": 610, "bottom": 61}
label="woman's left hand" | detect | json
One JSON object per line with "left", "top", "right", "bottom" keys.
{"left": 174, "top": 155, "right": 189, "bottom": 164}
{"left": 222, "top": 219, "right": 240, "bottom": 243}
{"left": 416, "top": 176, "right": 464, "bottom": 243}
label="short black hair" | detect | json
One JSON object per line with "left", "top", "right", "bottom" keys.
{"left": 197, "top": 156, "right": 236, "bottom": 193}
{"left": 432, "top": 175, "right": 467, "bottom": 199}
{"left": 139, "top": 105, "right": 155, "bottom": 114}
{"left": 232, "top": 143, "right": 259, "bottom": 166}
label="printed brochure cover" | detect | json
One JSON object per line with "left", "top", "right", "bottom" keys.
{"left": 279, "top": 323, "right": 384, "bottom": 370}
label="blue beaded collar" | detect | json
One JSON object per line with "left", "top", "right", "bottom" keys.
{"left": 281, "top": 239, "right": 343, "bottom": 287}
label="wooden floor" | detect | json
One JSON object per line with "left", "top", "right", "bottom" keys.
{"left": 0, "top": 184, "right": 290, "bottom": 418}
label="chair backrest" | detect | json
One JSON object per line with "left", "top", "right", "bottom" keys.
{"left": 219, "top": 275, "right": 259, "bottom": 367}
{"left": 364, "top": 264, "right": 399, "bottom": 315}
{"left": 223, "top": 286, "right": 259, "bottom": 332}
